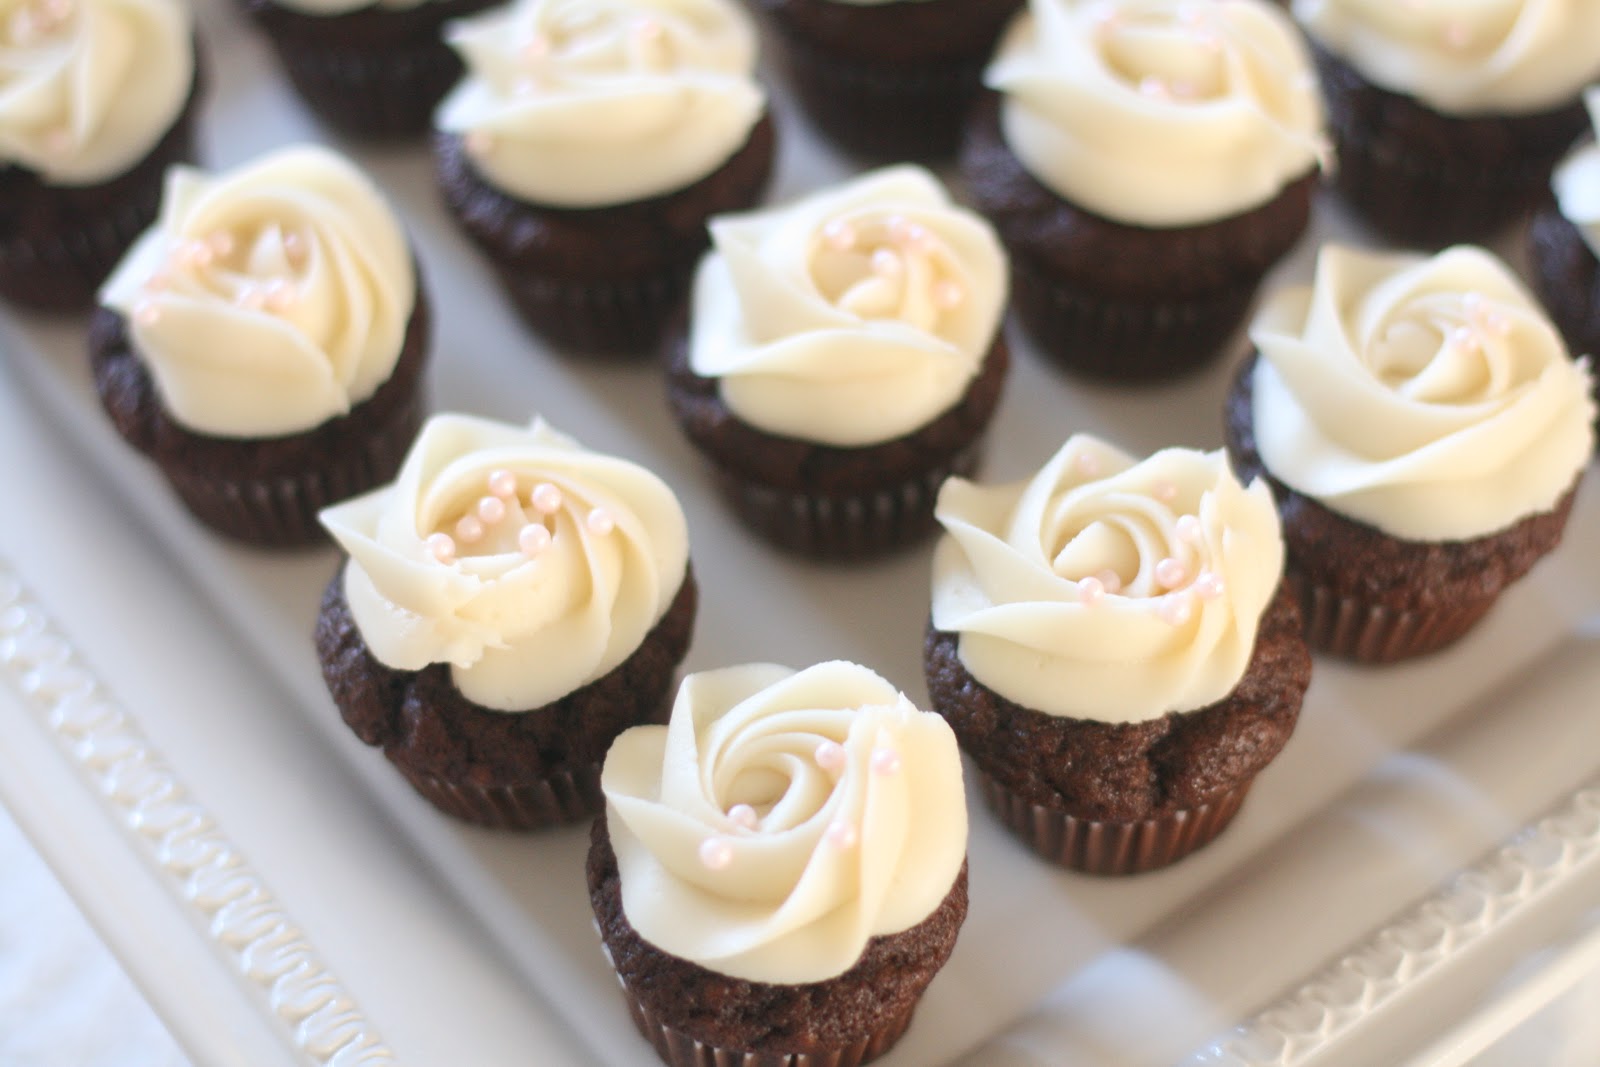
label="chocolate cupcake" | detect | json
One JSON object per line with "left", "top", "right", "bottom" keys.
{"left": 927, "top": 435, "right": 1308, "bottom": 874}
{"left": 94, "top": 145, "right": 428, "bottom": 546}
{"left": 668, "top": 166, "right": 1010, "bottom": 558}
{"left": 756, "top": 0, "right": 1022, "bottom": 160}
{"left": 1530, "top": 87, "right": 1600, "bottom": 434}
{"left": 1227, "top": 244, "right": 1595, "bottom": 662}
{"left": 433, "top": 0, "right": 775, "bottom": 355}
{"left": 0, "top": 0, "right": 200, "bottom": 312}
{"left": 963, "top": 0, "right": 1325, "bottom": 382}
{"left": 318, "top": 413, "right": 696, "bottom": 829}
{"left": 592, "top": 660, "right": 968, "bottom": 1066}
{"left": 1297, "top": 0, "right": 1600, "bottom": 247}
{"left": 240, "top": 0, "right": 497, "bottom": 139}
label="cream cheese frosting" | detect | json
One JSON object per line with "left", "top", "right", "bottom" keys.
{"left": 985, "top": 0, "right": 1326, "bottom": 227}
{"left": 1250, "top": 244, "right": 1596, "bottom": 541}
{"left": 689, "top": 166, "right": 1007, "bottom": 447}
{"left": 602, "top": 660, "right": 967, "bottom": 984}
{"left": 1295, "top": 0, "right": 1600, "bottom": 116}
{"left": 1553, "top": 88, "right": 1600, "bottom": 261}
{"left": 436, "top": 0, "right": 765, "bottom": 208}
{"left": 0, "top": 0, "right": 192, "bottom": 185}
{"left": 321, "top": 414, "right": 690, "bottom": 712}
{"left": 931, "top": 435, "right": 1284, "bottom": 722}
{"left": 100, "top": 146, "right": 415, "bottom": 440}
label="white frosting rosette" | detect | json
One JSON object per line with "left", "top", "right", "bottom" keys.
{"left": 436, "top": 0, "right": 765, "bottom": 208}
{"left": 1553, "top": 88, "right": 1600, "bottom": 260}
{"left": 0, "top": 0, "right": 191, "bottom": 185}
{"left": 321, "top": 414, "right": 690, "bottom": 712}
{"left": 1295, "top": 0, "right": 1600, "bottom": 115}
{"left": 1250, "top": 244, "right": 1596, "bottom": 542}
{"left": 602, "top": 660, "right": 967, "bottom": 983}
{"left": 931, "top": 436, "right": 1284, "bottom": 722}
{"left": 99, "top": 146, "right": 415, "bottom": 440}
{"left": 689, "top": 166, "right": 1007, "bottom": 447}
{"left": 986, "top": 0, "right": 1326, "bottom": 227}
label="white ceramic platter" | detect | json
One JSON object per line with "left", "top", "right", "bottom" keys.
{"left": 3, "top": 1, "right": 1600, "bottom": 1064}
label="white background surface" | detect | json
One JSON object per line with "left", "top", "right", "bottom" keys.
{"left": 2, "top": 0, "right": 1600, "bottom": 1063}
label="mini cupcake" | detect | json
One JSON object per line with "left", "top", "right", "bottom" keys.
{"left": 757, "top": 0, "right": 1022, "bottom": 160}
{"left": 1530, "top": 86, "right": 1600, "bottom": 432}
{"left": 240, "top": 0, "right": 497, "bottom": 138}
{"left": 0, "top": 0, "right": 200, "bottom": 311}
{"left": 318, "top": 413, "right": 696, "bottom": 829}
{"left": 591, "top": 660, "right": 967, "bottom": 1067}
{"left": 1297, "top": 0, "right": 1600, "bottom": 247}
{"left": 926, "top": 435, "right": 1309, "bottom": 874}
{"left": 963, "top": 0, "right": 1326, "bottom": 381}
{"left": 93, "top": 145, "right": 427, "bottom": 546}
{"left": 1227, "top": 244, "right": 1596, "bottom": 662}
{"left": 668, "top": 165, "right": 1010, "bottom": 558}
{"left": 434, "top": 0, "right": 775, "bottom": 355}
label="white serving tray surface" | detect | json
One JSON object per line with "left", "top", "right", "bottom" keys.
{"left": 3, "top": 2, "right": 1600, "bottom": 1064}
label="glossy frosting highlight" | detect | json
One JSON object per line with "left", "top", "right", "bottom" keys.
{"left": 690, "top": 166, "right": 1007, "bottom": 447}
{"left": 1251, "top": 244, "right": 1596, "bottom": 541}
{"left": 0, "top": 0, "right": 192, "bottom": 184}
{"left": 1553, "top": 88, "right": 1600, "bottom": 262}
{"left": 602, "top": 660, "right": 967, "bottom": 983}
{"left": 932, "top": 435, "right": 1284, "bottom": 722}
{"left": 321, "top": 414, "right": 690, "bottom": 712}
{"left": 100, "top": 146, "right": 415, "bottom": 438}
{"left": 1295, "top": 0, "right": 1600, "bottom": 115}
{"left": 986, "top": 0, "right": 1326, "bottom": 226}
{"left": 436, "top": 0, "right": 765, "bottom": 208}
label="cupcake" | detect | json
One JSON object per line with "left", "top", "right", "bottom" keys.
{"left": 926, "top": 435, "right": 1309, "bottom": 874}
{"left": 591, "top": 660, "right": 968, "bottom": 1067}
{"left": 0, "top": 0, "right": 200, "bottom": 311}
{"left": 240, "top": 0, "right": 497, "bottom": 138}
{"left": 1226, "top": 244, "right": 1595, "bottom": 662}
{"left": 434, "top": 0, "right": 775, "bottom": 355}
{"left": 963, "top": 0, "right": 1326, "bottom": 382}
{"left": 318, "top": 413, "right": 696, "bottom": 829}
{"left": 756, "top": 0, "right": 1022, "bottom": 160}
{"left": 92, "top": 145, "right": 427, "bottom": 546}
{"left": 1297, "top": 0, "right": 1600, "bottom": 247}
{"left": 668, "top": 165, "right": 1010, "bottom": 558}
{"left": 1530, "top": 86, "right": 1600, "bottom": 431}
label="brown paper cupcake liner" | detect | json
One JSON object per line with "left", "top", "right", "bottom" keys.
{"left": 1010, "top": 254, "right": 1262, "bottom": 382}
{"left": 161, "top": 386, "right": 424, "bottom": 547}
{"left": 979, "top": 772, "right": 1252, "bottom": 875}
{"left": 271, "top": 36, "right": 467, "bottom": 139}
{"left": 773, "top": 32, "right": 990, "bottom": 160}
{"left": 714, "top": 441, "right": 981, "bottom": 560}
{"left": 621, "top": 977, "right": 917, "bottom": 1067}
{"left": 1289, "top": 571, "right": 1500, "bottom": 664}
{"left": 492, "top": 256, "right": 701, "bottom": 356}
{"left": 393, "top": 760, "right": 604, "bottom": 830}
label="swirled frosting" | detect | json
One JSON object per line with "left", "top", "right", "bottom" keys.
{"left": 436, "top": 0, "right": 765, "bottom": 208}
{"left": 320, "top": 414, "right": 690, "bottom": 712}
{"left": 1295, "top": 0, "right": 1600, "bottom": 115}
{"left": 602, "top": 660, "right": 967, "bottom": 983}
{"left": 931, "top": 435, "right": 1284, "bottom": 722}
{"left": 100, "top": 146, "right": 415, "bottom": 439}
{"left": 985, "top": 0, "right": 1326, "bottom": 227}
{"left": 1250, "top": 244, "right": 1596, "bottom": 541}
{"left": 0, "top": 0, "right": 191, "bottom": 185}
{"left": 689, "top": 166, "right": 1007, "bottom": 447}
{"left": 1553, "top": 88, "right": 1600, "bottom": 261}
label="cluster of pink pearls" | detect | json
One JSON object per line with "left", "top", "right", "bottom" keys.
{"left": 467, "top": 18, "right": 669, "bottom": 156}
{"left": 5, "top": 0, "right": 73, "bottom": 49}
{"left": 132, "top": 229, "right": 308, "bottom": 328}
{"left": 424, "top": 470, "right": 614, "bottom": 564}
{"left": 819, "top": 213, "right": 965, "bottom": 312}
{"left": 1448, "top": 291, "right": 1514, "bottom": 354}
{"left": 696, "top": 738, "right": 898, "bottom": 871}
